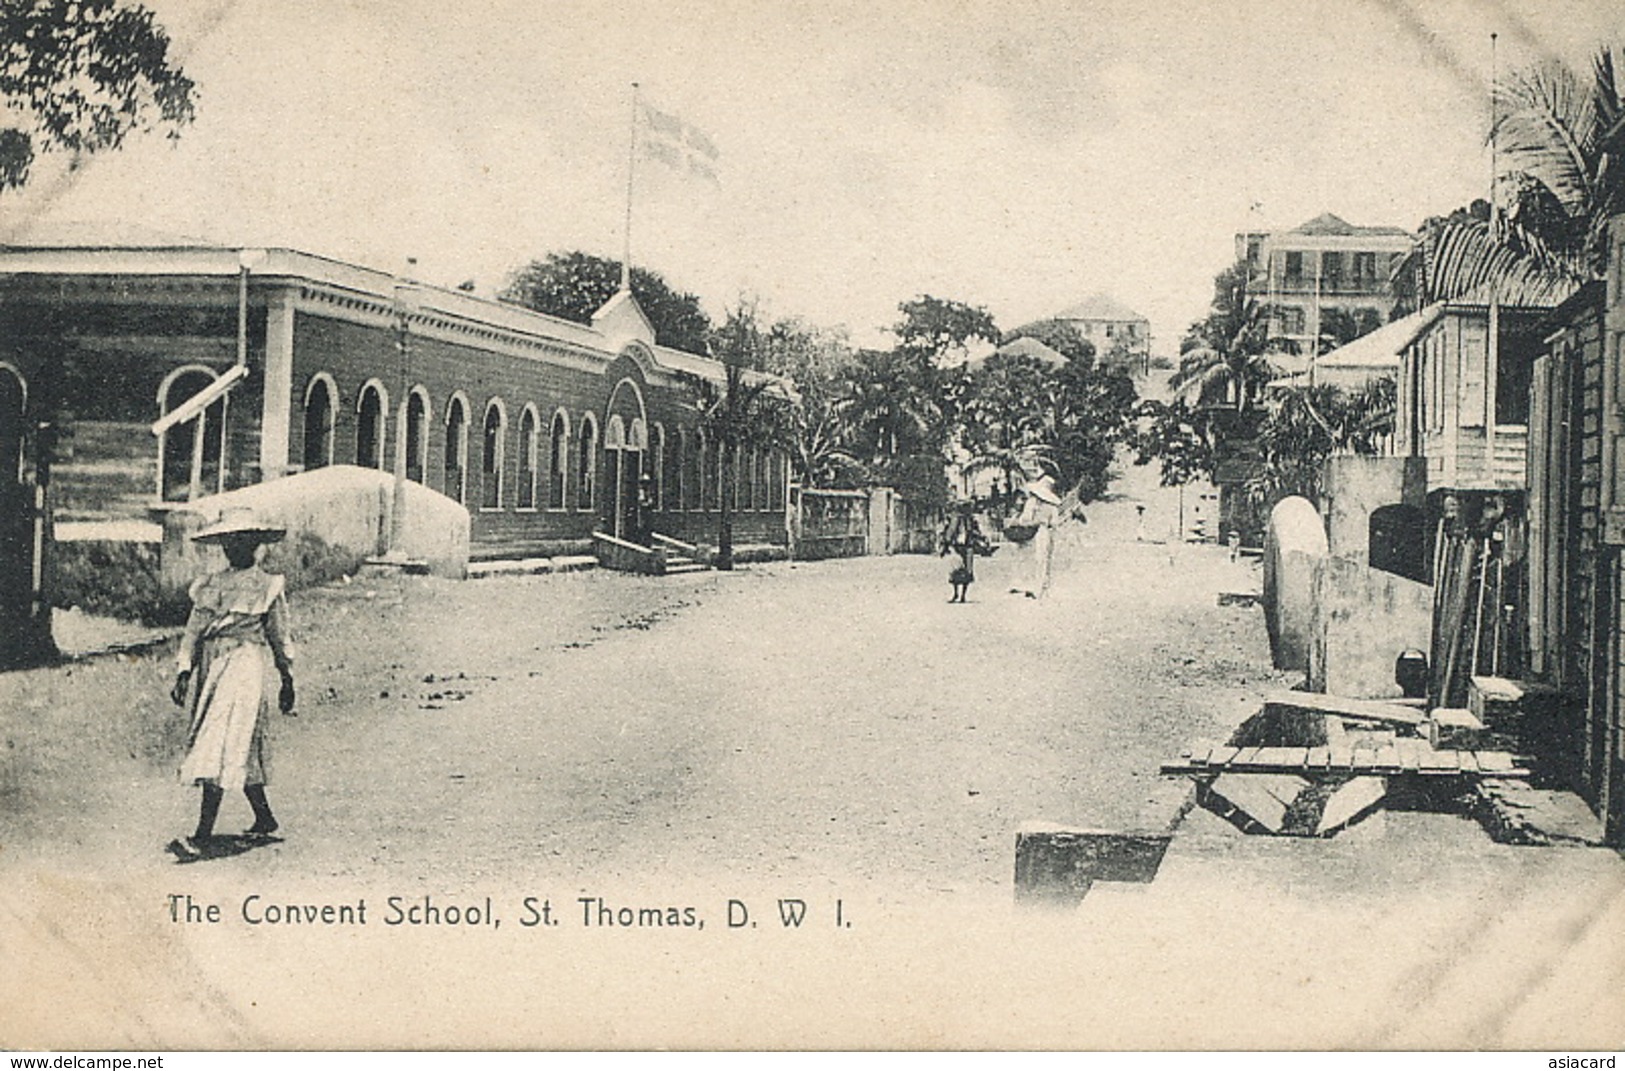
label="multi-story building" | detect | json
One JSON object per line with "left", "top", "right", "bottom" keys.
{"left": 1050, "top": 294, "right": 1150, "bottom": 368}
{"left": 1236, "top": 213, "right": 1414, "bottom": 352}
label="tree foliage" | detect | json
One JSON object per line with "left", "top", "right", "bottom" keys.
{"left": 500, "top": 251, "right": 712, "bottom": 354}
{"left": 1172, "top": 260, "right": 1286, "bottom": 410}
{"left": 684, "top": 299, "right": 790, "bottom": 568}
{"left": 1242, "top": 378, "right": 1396, "bottom": 510}
{"left": 1131, "top": 399, "right": 1216, "bottom": 488}
{"left": 0, "top": 0, "right": 196, "bottom": 189}
{"left": 1400, "top": 47, "right": 1625, "bottom": 307}
{"left": 891, "top": 294, "right": 999, "bottom": 368}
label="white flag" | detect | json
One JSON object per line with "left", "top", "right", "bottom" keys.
{"left": 640, "top": 101, "right": 720, "bottom": 184}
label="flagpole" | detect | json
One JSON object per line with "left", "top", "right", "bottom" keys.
{"left": 622, "top": 82, "right": 639, "bottom": 293}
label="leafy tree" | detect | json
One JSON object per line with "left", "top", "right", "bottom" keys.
{"left": 501, "top": 251, "right": 711, "bottom": 353}
{"left": 1318, "top": 307, "right": 1385, "bottom": 352}
{"left": 838, "top": 347, "right": 941, "bottom": 463}
{"left": 891, "top": 295, "right": 1000, "bottom": 369}
{"left": 1132, "top": 399, "right": 1216, "bottom": 488}
{"left": 753, "top": 313, "right": 860, "bottom": 488}
{"left": 959, "top": 351, "right": 1056, "bottom": 495}
{"left": 0, "top": 0, "right": 196, "bottom": 190}
{"left": 957, "top": 348, "right": 1138, "bottom": 505}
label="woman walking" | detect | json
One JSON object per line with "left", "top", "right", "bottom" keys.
{"left": 167, "top": 509, "right": 296, "bottom": 861}
{"left": 941, "top": 503, "right": 993, "bottom": 603}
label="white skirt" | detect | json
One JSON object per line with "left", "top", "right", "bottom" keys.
{"left": 179, "top": 642, "right": 271, "bottom": 791}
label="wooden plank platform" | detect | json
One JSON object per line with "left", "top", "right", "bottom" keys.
{"left": 1161, "top": 747, "right": 1527, "bottom": 778}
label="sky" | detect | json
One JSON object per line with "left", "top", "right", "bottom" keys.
{"left": 3, "top": 0, "right": 1623, "bottom": 351}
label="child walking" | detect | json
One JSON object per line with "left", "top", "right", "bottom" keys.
{"left": 167, "top": 509, "right": 296, "bottom": 861}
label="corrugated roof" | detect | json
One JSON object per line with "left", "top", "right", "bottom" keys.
{"left": 1053, "top": 293, "right": 1147, "bottom": 323}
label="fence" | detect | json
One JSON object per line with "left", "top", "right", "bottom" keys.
{"left": 791, "top": 486, "right": 939, "bottom": 560}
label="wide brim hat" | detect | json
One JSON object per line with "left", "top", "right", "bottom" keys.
{"left": 191, "top": 508, "right": 286, "bottom": 545}
{"left": 1024, "top": 474, "right": 1062, "bottom": 505}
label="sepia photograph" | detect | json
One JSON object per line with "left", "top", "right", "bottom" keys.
{"left": 1, "top": 0, "right": 1623, "bottom": 1053}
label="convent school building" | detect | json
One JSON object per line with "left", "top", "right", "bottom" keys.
{"left": 0, "top": 245, "right": 792, "bottom": 562}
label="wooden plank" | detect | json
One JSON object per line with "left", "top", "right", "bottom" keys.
{"left": 1477, "top": 751, "right": 1515, "bottom": 773}
{"left": 1374, "top": 744, "right": 1400, "bottom": 771}
{"left": 1419, "top": 747, "right": 1459, "bottom": 773}
{"left": 1456, "top": 750, "right": 1481, "bottom": 774}
{"left": 1352, "top": 745, "right": 1378, "bottom": 771}
{"left": 1251, "top": 747, "right": 1301, "bottom": 769}
{"left": 1264, "top": 691, "right": 1425, "bottom": 728}
{"left": 1306, "top": 746, "right": 1331, "bottom": 769}
{"left": 1208, "top": 746, "right": 1240, "bottom": 768}
{"left": 1233, "top": 747, "right": 1264, "bottom": 767}
{"left": 1328, "top": 743, "right": 1355, "bottom": 769}
{"left": 1396, "top": 738, "right": 1425, "bottom": 772}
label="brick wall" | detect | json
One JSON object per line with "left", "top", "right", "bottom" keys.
{"left": 286, "top": 305, "right": 788, "bottom": 553}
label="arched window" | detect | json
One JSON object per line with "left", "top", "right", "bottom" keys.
{"left": 578, "top": 413, "right": 598, "bottom": 511}
{"left": 517, "top": 405, "right": 540, "bottom": 510}
{"left": 548, "top": 410, "right": 569, "bottom": 509}
{"left": 159, "top": 367, "right": 228, "bottom": 501}
{"left": 444, "top": 394, "right": 468, "bottom": 504}
{"left": 302, "top": 374, "right": 336, "bottom": 472}
{"left": 355, "top": 381, "right": 388, "bottom": 470}
{"left": 405, "top": 388, "right": 430, "bottom": 483}
{"left": 481, "top": 399, "right": 505, "bottom": 510}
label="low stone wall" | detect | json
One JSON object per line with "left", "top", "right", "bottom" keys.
{"left": 1308, "top": 556, "right": 1433, "bottom": 699}
{"left": 161, "top": 465, "right": 470, "bottom": 601}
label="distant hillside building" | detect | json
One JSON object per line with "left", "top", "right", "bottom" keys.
{"left": 1236, "top": 213, "right": 1414, "bottom": 352}
{"left": 1051, "top": 294, "right": 1150, "bottom": 367}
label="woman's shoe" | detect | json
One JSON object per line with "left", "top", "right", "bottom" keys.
{"left": 166, "top": 837, "right": 205, "bottom": 861}
{"left": 244, "top": 819, "right": 279, "bottom": 838}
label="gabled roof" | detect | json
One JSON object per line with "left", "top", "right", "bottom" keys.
{"left": 1319, "top": 306, "right": 1445, "bottom": 369}
{"left": 1289, "top": 213, "right": 1412, "bottom": 238}
{"left": 1053, "top": 293, "right": 1147, "bottom": 323}
{"left": 992, "top": 336, "right": 1068, "bottom": 367}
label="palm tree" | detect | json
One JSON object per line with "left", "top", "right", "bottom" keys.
{"left": 1407, "top": 47, "right": 1624, "bottom": 304}
{"left": 1493, "top": 47, "right": 1624, "bottom": 279}
{"left": 1170, "top": 262, "right": 1285, "bottom": 410}
{"left": 692, "top": 306, "right": 789, "bottom": 570}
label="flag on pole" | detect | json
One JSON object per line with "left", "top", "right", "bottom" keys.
{"left": 639, "top": 100, "right": 720, "bottom": 184}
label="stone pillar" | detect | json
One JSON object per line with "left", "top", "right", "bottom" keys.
{"left": 259, "top": 290, "right": 296, "bottom": 483}
{"left": 1263, "top": 496, "right": 1327, "bottom": 673}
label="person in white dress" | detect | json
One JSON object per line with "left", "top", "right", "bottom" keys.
{"left": 167, "top": 510, "right": 296, "bottom": 860}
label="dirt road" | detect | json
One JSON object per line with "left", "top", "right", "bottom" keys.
{"left": 3, "top": 464, "right": 1622, "bottom": 1049}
